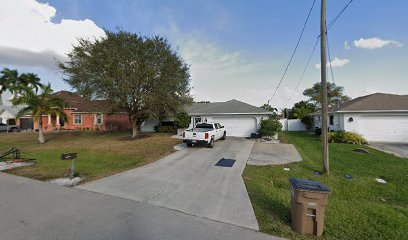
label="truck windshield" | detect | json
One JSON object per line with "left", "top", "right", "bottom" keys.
{"left": 195, "top": 123, "right": 214, "bottom": 129}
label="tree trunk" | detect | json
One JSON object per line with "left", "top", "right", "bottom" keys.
{"left": 38, "top": 118, "right": 45, "bottom": 144}
{"left": 131, "top": 117, "right": 138, "bottom": 138}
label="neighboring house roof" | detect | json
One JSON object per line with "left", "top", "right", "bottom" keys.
{"left": 186, "top": 99, "right": 273, "bottom": 115}
{"left": 336, "top": 93, "right": 408, "bottom": 112}
{"left": 51, "top": 91, "right": 113, "bottom": 113}
{"left": 312, "top": 93, "right": 408, "bottom": 115}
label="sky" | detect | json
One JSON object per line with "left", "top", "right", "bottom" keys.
{"left": 1, "top": 0, "right": 407, "bottom": 109}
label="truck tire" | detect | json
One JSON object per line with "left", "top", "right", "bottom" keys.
{"left": 187, "top": 143, "right": 193, "bottom": 147}
{"left": 221, "top": 132, "right": 226, "bottom": 140}
{"left": 207, "top": 138, "right": 214, "bottom": 148}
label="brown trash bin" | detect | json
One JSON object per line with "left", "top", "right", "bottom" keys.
{"left": 289, "top": 177, "right": 330, "bottom": 237}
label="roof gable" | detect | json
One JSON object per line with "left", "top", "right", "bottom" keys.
{"left": 336, "top": 93, "right": 408, "bottom": 112}
{"left": 186, "top": 99, "right": 271, "bottom": 115}
{"left": 51, "top": 91, "right": 113, "bottom": 113}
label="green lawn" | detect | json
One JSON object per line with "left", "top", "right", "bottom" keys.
{"left": 0, "top": 131, "right": 180, "bottom": 182}
{"left": 243, "top": 132, "right": 408, "bottom": 240}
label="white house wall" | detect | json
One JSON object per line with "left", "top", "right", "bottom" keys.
{"left": 188, "top": 114, "right": 269, "bottom": 137}
{"left": 342, "top": 112, "right": 408, "bottom": 142}
{"left": 313, "top": 114, "right": 341, "bottom": 131}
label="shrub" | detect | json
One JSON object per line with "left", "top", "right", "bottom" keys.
{"left": 328, "top": 131, "right": 368, "bottom": 145}
{"left": 174, "top": 111, "right": 191, "bottom": 128}
{"left": 258, "top": 118, "right": 282, "bottom": 137}
{"left": 157, "top": 125, "right": 177, "bottom": 134}
{"left": 301, "top": 116, "right": 314, "bottom": 130}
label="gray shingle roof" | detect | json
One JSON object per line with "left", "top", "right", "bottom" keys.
{"left": 186, "top": 99, "right": 271, "bottom": 115}
{"left": 336, "top": 93, "right": 408, "bottom": 112}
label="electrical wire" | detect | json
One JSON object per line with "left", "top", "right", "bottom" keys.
{"left": 284, "top": 0, "right": 355, "bottom": 106}
{"left": 326, "top": 28, "right": 335, "bottom": 83}
{"left": 267, "top": 0, "right": 316, "bottom": 104}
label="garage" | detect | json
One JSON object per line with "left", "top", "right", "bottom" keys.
{"left": 212, "top": 116, "right": 257, "bottom": 137}
{"left": 20, "top": 118, "right": 34, "bottom": 130}
{"left": 185, "top": 99, "right": 273, "bottom": 138}
{"left": 358, "top": 115, "right": 408, "bottom": 142}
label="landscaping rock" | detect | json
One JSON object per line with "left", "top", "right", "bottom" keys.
{"left": 48, "top": 177, "right": 84, "bottom": 187}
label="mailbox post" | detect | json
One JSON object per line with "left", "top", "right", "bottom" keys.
{"left": 61, "top": 153, "right": 77, "bottom": 179}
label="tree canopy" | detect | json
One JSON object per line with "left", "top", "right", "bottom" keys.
{"left": 289, "top": 100, "right": 316, "bottom": 130}
{"left": 12, "top": 84, "right": 67, "bottom": 144}
{"left": 59, "top": 30, "right": 193, "bottom": 137}
{"left": 303, "top": 82, "right": 350, "bottom": 108}
{"left": 259, "top": 103, "right": 278, "bottom": 117}
{"left": 0, "top": 68, "right": 43, "bottom": 105}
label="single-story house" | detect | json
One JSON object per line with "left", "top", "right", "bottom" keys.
{"left": 142, "top": 99, "right": 274, "bottom": 137}
{"left": 312, "top": 93, "right": 408, "bottom": 142}
{"left": 35, "top": 91, "right": 131, "bottom": 131}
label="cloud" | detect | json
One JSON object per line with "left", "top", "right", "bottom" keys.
{"left": 0, "top": 0, "right": 105, "bottom": 68}
{"left": 344, "top": 41, "right": 351, "bottom": 50}
{"left": 0, "top": 46, "right": 66, "bottom": 70}
{"left": 315, "top": 57, "right": 351, "bottom": 69}
{"left": 353, "top": 37, "right": 402, "bottom": 49}
{"left": 156, "top": 22, "right": 304, "bottom": 108}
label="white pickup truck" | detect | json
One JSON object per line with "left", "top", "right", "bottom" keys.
{"left": 183, "top": 122, "right": 226, "bottom": 148}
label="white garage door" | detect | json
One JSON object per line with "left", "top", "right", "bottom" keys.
{"left": 358, "top": 115, "right": 408, "bottom": 142}
{"left": 212, "top": 117, "right": 257, "bottom": 137}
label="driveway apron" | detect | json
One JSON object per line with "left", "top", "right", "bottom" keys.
{"left": 77, "top": 138, "right": 259, "bottom": 230}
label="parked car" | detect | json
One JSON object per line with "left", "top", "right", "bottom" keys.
{"left": 0, "top": 123, "right": 20, "bottom": 132}
{"left": 183, "top": 122, "right": 226, "bottom": 148}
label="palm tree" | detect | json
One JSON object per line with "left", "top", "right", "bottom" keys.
{"left": 12, "top": 85, "right": 67, "bottom": 144}
{"left": 0, "top": 68, "right": 44, "bottom": 105}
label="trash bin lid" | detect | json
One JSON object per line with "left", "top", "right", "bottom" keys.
{"left": 289, "top": 177, "right": 330, "bottom": 192}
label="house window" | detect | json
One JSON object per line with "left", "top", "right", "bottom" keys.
{"left": 329, "top": 115, "right": 334, "bottom": 125}
{"left": 74, "top": 114, "right": 82, "bottom": 125}
{"left": 95, "top": 113, "right": 103, "bottom": 125}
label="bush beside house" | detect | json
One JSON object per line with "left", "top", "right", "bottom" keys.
{"left": 328, "top": 131, "right": 368, "bottom": 144}
{"left": 258, "top": 118, "right": 282, "bottom": 138}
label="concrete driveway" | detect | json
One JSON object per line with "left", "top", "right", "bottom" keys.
{"left": 78, "top": 138, "right": 259, "bottom": 230}
{"left": 0, "top": 173, "right": 283, "bottom": 240}
{"left": 248, "top": 142, "right": 302, "bottom": 166}
{"left": 369, "top": 142, "right": 408, "bottom": 158}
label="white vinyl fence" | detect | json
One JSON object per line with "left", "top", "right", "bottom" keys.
{"left": 279, "top": 119, "right": 307, "bottom": 131}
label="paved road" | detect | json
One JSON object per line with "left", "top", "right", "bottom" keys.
{"left": 0, "top": 173, "right": 283, "bottom": 240}
{"left": 369, "top": 142, "right": 408, "bottom": 158}
{"left": 78, "top": 138, "right": 259, "bottom": 230}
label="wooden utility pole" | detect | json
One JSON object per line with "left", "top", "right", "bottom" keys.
{"left": 320, "top": 0, "right": 329, "bottom": 174}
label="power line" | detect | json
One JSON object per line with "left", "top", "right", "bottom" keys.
{"left": 327, "top": 0, "right": 354, "bottom": 30}
{"left": 287, "top": 36, "right": 319, "bottom": 105}
{"left": 285, "top": 0, "right": 355, "bottom": 106}
{"left": 267, "top": 0, "right": 316, "bottom": 104}
{"left": 326, "top": 28, "right": 335, "bottom": 83}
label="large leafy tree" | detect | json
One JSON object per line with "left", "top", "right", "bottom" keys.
{"left": 59, "top": 30, "right": 192, "bottom": 137}
{"left": 290, "top": 100, "right": 316, "bottom": 129}
{"left": 290, "top": 101, "right": 316, "bottom": 119}
{"left": 12, "top": 85, "right": 67, "bottom": 144}
{"left": 0, "top": 68, "right": 44, "bottom": 105}
{"left": 303, "top": 82, "right": 350, "bottom": 108}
